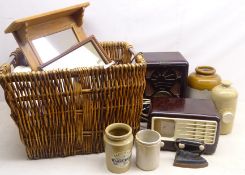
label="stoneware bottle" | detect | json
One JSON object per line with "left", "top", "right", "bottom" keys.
{"left": 211, "top": 80, "right": 238, "bottom": 135}
{"left": 188, "top": 66, "right": 221, "bottom": 99}
{"left": 103, "top": 123, "right": 133, "bottom": 174}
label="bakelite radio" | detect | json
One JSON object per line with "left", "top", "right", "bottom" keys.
{"left": 141, "top": 52, "right": 189, "bottom": 122}
{"left": 143, "top": 52, "right": 189, "bottom": 98}
{"left": 148, "top": 97, "right": 220, "bottom": 154}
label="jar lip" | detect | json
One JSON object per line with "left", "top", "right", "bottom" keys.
{"left": 221, "top": 80, "right": 232, "bottom": 87}
{"left": 135, "top": 129, "right": 161, "bottom": 146}
{"left": 105, "top": 123, "right": 132, "bottom": 141}
{"left": 195, "top": 66, "right": 215, "bottom": 75}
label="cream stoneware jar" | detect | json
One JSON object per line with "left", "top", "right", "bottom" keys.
{"left": 135, "top": 129, "right": 164, "bottom": 171}
{"left": 211, "top": 80, "right": 238, "bottom": 135}
{"left": 104, "top": 123, "right": 133, "bottom": 173}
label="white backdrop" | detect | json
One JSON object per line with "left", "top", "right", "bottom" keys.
{"left": 0, "top": 0, "right": 245, "bottom": 101}
{"left": 0, "top": 1, "right": 245, "bottom": 175}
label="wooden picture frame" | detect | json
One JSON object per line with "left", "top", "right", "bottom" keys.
{"left": 39, "top": 35, "right": 111, "bottom": 70}
{"left": 5, "top": 3, "right": 89, "bottom": 71}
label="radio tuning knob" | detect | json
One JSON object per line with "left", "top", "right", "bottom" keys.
{"left": 199, "top": 145, "right": 205, "bottom": 151}
{"left": 178, "top": 143, "right": 185, "bottom": 149}
{"left": 160, "top": 142, "right": 165, "bottom": 148}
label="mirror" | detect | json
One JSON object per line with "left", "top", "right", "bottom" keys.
{"left": 5, "top": 3, "right": 89, "bottom": 70}
{"left": 32, "top": 29, "right": 78, "bottom": 63}
{"left": 40, "top": 35, "right": 111, "bottom": 71}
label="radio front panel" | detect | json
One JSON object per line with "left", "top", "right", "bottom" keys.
{"left": 151, "top": 117, "right": 218, "bottom": 145}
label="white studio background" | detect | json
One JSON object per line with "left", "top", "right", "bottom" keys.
{"left": 0, "top": 0, "right": 244, "bottom": 102}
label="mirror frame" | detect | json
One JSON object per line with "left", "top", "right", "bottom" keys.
{"left": 39, "top": 35, "right": 111, "bottom": 70}
{"left": 30, "top": 27, "right": 80, "bottom": 65}
{"left": 4, "top": 3, "right": 89, "bottom": 71}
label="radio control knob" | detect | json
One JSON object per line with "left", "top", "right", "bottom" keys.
{"left": 160, "top": 142, "right": 165, "bottom": 148}
{"left": 178, "top": 143, "right": 185, "bottom": 149}
{"left": 199, "top": 145, "right": 205, "bottom": 151}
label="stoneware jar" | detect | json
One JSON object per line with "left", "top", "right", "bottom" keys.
{"left": 188, "top": 66, "right": 221, "bottom": 99}
{"left": 135, "top": 129, "right": 164, "bottom": 171}
{"left": 104, "top": 123, "right": 133, "bottom": 173}
{"left": 211, "top": 80, "right": 238, "bottom": 135}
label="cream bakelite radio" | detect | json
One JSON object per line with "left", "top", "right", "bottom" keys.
{"left": 148, "top": 97, "right": 220, "bottom": 154}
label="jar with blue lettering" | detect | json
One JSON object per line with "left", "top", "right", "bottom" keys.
{"left": 104, "top": 123, "right": 133, "bottom": 173}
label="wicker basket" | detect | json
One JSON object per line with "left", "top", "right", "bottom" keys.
{"left": 0, "top": 42, "right": 146, "bottom": 159}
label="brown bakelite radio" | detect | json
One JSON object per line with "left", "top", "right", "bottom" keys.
{"left": 143, "top": 52, "right": 189, "bottom": 98}
{"left": 148, "top": 97, "right": 220, "bottom": 154}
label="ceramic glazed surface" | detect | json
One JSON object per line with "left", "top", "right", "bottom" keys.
{"left": 135, "top": 129, "right": 163, "bottom": 171}
{"left": 104, "top": 123, "right": 133, "bottom": 173}
{"left": 211, "top": 80, "right": 238, "bottom": 134}
{"left": 188, "top": 66, "right": 221, "bottom": 99}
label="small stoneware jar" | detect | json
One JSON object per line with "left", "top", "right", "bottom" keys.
{"left": 211, "top": 80, "right": 238, "bottom": 135}
{"left": 135, "top": 129, "right": 164, "bottom": 171}
{"left": 187, "top": 66, "right": 221, "bottom": 99}
{"left": 103, "top": 123, "right": 133, "bottom": 174}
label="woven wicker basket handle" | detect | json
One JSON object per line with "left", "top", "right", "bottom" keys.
{"left": 0, "top": 48, "right": 26, "bottom": 76}
{"left": 10, "top": 48, "right": 28, "bottom": 68}
{"left": 0, "top": 48, "right": 27, "bottom": 76}
{"left": 0, "top": 63, "right": 11, "bottom": 75}
{"left": 128, "top": 45, "right": 145, "bottom": 64}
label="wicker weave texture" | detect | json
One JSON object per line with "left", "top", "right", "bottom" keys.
{"left": 0, "top": 42, "right": 146, "bottom": 159}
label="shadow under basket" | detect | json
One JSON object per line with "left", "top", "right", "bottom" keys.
{"left": 0, "top": 42, "right": 146, "bottom": 159}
